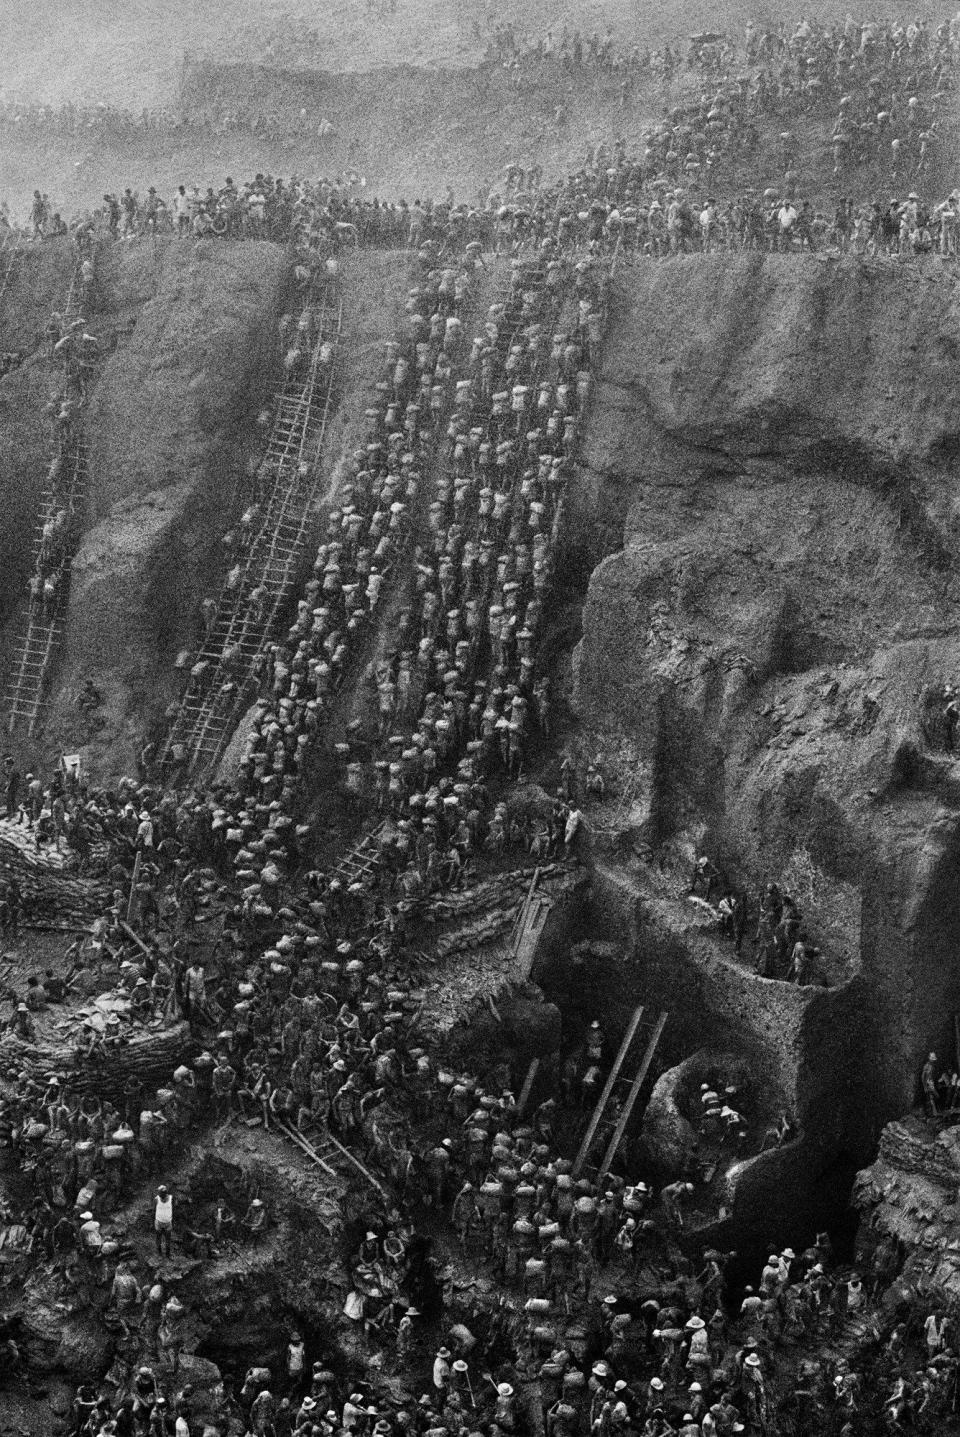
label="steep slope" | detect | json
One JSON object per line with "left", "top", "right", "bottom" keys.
{"left": 34, "top": 238, "right": 289, "bottom": 775}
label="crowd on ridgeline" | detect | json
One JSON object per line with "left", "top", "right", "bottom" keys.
{"left": 0, "top": 102, "right": 187, "bottom": 142}
{"left": 484, "top": 12, "right": 960, "bottom": 89}
{"left": 12, "top": 161, "right": 960, "bottom": 264}
{"left": 2, "top": 12, "right": 960, "bottom": 227}
{"left": 8, "top": 52, "right": 960, "bottom": 262}
{"left": 177, "top": 10, "right": 960, "bottom": 96}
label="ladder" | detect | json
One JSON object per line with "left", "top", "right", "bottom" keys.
{"left": 5, "top": 433, "right": 88, "bottom": 734}
{"left": 331, "top": 820, "right": 387, "bottom": 887}
{"left": 161, "top": 284, "right": 344, "bottom": 776}
{"left": 517, "top": 1056, "right": 540, "bottom": 1114}
{"left": 573, "top": 1002, "right": 646, "bottom": 1178}
{"left": 279, "top": 1119, "right": 389, "bottom": 1199}
{"left": 597, "top": 1010, "right": 668, "bottom": 1180}
{"left": 6, "top": 615, "right": 63, "bottom": 734}
{"left": 509, "top": 868, "right": 553, "bottom": 975}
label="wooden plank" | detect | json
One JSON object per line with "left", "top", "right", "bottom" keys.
{"left": 517, "top": 1057, "right": 540, "bottom": 1115}
{"left": 510, "top": 867, "right": 541, "bottom": 949}
{"left": 573, "top": 1003, "right": 645, "bottom": 1178}
{"left": 597, "top": 1011, "right": 668, "bottom": 1181}
{"left": 120, "top": 919, "right": 154, "bottom": 960}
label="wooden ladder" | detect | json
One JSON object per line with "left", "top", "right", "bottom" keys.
{"left": 160, "top": 284, "right": 344, "bottom": 776}
{"left": 572, "top": 1001, "right": 646, "bottom": 1178}
{"left": 596, "top": 1010, "right": 668, "bottom": 1180}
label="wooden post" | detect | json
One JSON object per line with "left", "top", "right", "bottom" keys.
{"left": 518, "top": 1058, "right": 540, "bottom": 1115}
{"left": 572, "top": 1004, "right": 645, "bottom": 1178}
{"left": 126, "top": 849, "right": 142, "bottom": 926}
{"left": 597, "top": 1011, "right": 668, "bottom": 1182}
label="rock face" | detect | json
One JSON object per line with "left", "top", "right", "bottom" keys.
{"left": 41, "top": 238, "right": 289, "bottom": 776}
{"left": 854, "top": 1115, "right": 960, "bottom": 1305}
{"left": 569, "top": 255, "right": 960, "bottom": 1180}
{"left": 0, "top": 1020, "right": 194, "bottom": 1101}
{"left": 641, "top": 1047, "right": 755, "bottom": 1179}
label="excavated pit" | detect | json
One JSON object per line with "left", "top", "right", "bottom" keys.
{"left": 8, "top": 224, "right": 960, "bottom": 1402}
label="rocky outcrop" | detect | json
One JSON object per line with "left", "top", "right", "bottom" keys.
{"left": 853, "top": 1115, "right": 960, "bottom": 1306}
{"left": 641, "top": 1047, "right": 755, "bottom": 1179}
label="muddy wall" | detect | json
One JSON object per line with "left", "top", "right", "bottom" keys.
{"left": 41, "top": 237, "right": 290, "bottom": 775}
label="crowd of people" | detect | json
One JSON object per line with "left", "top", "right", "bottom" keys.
{"left": 5, "top": 8, "right": 953, "bottom": 207}
{"left": 0, "top": 734, "right": 953, "bottom": 1437}
{"left": 688, "top": 860, "right": 831, "bottom": 987}
{"left": 21, "top": 170, "right": 960, "bottom": 262}
{"left": 0, "top": 720, "right": 948, "bottom": 1437}
{"left": 4, "top": 11, "right": 960, "bottom": 1437}
{"left": 0, "top": 102, "right": 187, "bottom": 142}
{"left": 159, "top": 11, "right": 960, "bottom": 187}
{"left": 11, "top": 102, "right": 960, "bottom": 264}
{"left": 185, "top": 237, "right": 600, "bottom": 885}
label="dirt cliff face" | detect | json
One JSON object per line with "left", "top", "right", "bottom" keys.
{"left": 41, "top": 238, "right": 289, "bottom": 775}
{"left": 569, "top": 254, "right": 960, "bottom": 1144}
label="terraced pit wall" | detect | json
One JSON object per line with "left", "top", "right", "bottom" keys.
{"left": 565, "top": 253, "right": 960, "bottom": 1128}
